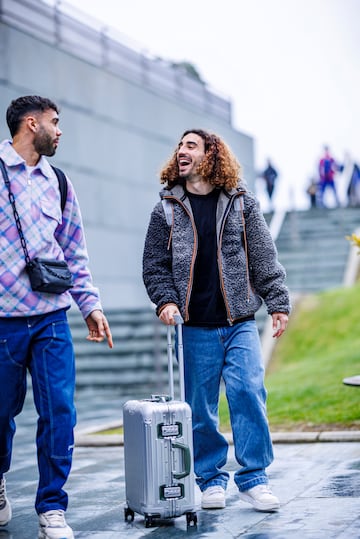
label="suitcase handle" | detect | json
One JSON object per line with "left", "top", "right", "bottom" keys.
{"left": 167, "top": 315, "right": 185, "bottom": 401}
{"left": 172, "top": 441, "right": 191, "bottom": 479}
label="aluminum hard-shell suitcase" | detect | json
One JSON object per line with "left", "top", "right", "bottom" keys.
{"left": 123, "top": 316, "right": 197, "bottom": 528}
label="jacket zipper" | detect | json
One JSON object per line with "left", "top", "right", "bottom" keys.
{"left": 217, "top": 192, "right": 248, "bottom": 325}
{"left": 163, "top": 195, "right": 198, "bottom": 323}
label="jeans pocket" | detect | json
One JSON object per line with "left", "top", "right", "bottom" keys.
{"left": 0, "top": 338, "right": 26, "bottom": 369}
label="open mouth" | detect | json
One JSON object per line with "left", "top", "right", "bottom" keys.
{"left": 178, "top": 158, "right": 191, "bottom": 167}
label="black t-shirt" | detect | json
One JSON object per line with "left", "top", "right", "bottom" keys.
{"left": 186, "top": 188, "right": 228, "bottom": 326}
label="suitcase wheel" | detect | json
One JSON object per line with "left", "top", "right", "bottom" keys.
{"left": 186, "top": 511, "right": 198, "bottom": 527}
{"left": 143, "top": 512, "right": 161, "bottom": 528}
{"left": 124, "top": 506, "right": 135, "bottom": 522}
{"left": 145, "top": 515, "right": 154, "bottom": 528}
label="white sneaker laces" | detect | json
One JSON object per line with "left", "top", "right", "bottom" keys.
{"left": 206, "top": 486, "right": 224, "bottom": 495}
{"left": 41, "top": 510, "right": 66, "bottom": 527}
{"left": 258, "top": 485, "right": 272, "bottom": 494}
{"left": 0, "top": 479, "right": 6, "bottom": 506}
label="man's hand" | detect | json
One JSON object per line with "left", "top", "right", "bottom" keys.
{"left": 272, "top": 312, "right": 288, "bottom": 338}
{"left": 85, "top": 309, "right": 113, "bottom": 348}
{"left": 159, "top": 304, "right": 181, "bottom": 325}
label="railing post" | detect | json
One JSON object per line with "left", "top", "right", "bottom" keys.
{"left": 54, "top": 0, "right": 61, "bottom": 46}
{"left": 101, "top": 26, "right": 109, "bottom": 68}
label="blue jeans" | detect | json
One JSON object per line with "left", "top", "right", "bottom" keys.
{"left": 182, "top": 321, "right": 273, "bottom": 492}
{"left": 0, "top": 309, "right": 76, "bottom": 513}
{"left": 318, "top": 179, "right": 339, "bottom": 207}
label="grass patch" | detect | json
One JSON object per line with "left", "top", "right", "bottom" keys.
{"left": 95, "top": 427, "right": 123, "bottom": 435}
{"left": 219, "top": 283, "right": 360, "bottom": 431}
{"left": 96, "top": 284, "right": 360, "bottom": 435}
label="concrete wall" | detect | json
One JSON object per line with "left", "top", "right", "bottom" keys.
{"left": 0, "top": 5, "right": 254, "bottom": 309}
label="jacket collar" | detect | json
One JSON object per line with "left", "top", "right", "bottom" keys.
{"left": 0, "top": 139, "right": 54, "bottom": 179}
{"left": 161, "top": 181, "right": 247, "bottom": 200}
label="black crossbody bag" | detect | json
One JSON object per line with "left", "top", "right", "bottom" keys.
{"left": 0, "top": 158, "right": 74, "bottom": 294}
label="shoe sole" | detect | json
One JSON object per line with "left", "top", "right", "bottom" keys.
{"left": 201, "top": 496, "right": 226, "bottom": 510}
{"left": 201, "top": 502, "right": 226, "bottom": 509}
{"left": 38, "top": 534, "right": 74, "bottom": 539}
{"left": 201, "top": 501, "right": 226, "bottom": 510}
{"left": 238, "top": 492, "right": 280, "bottom": 512}
{"left": 38, "top": 529, "right": 74, "bottom": 539}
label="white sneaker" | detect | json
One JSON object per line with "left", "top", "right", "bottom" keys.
{"left": 201, "top": 485, "right": 226, "bottom": 509}
{"left": 38, "top": 510, "right": 74, "bottom": 539}
{"left": 239, "top": 484, "right": 280, "bottom": 512}
{"left": 0, "top": 478, "right": 12, "bottom": 526}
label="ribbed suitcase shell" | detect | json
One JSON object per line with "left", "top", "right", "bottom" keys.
{"left": 123, "top": 320, "right": 197, "bottom": 527}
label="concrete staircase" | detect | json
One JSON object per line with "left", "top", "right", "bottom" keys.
{"left": 275, "top": 207, "right": 359, "bottom": 293}
{"left": 69, "top": 308, "right": 175, "bottom": 399}
{"left": 260, "top": 206, "right": 359, "bottom": 366}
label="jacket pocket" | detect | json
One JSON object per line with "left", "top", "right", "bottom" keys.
{"left": 40, "top": 198, "right": 62, "bottom": 224}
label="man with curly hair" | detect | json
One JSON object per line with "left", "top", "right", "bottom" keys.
{"left": 143, "top": 129, "right": 290, "bottom": 512}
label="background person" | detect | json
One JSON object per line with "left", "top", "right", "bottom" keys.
{"left": 143, "top": 129, "right": 290, "bottom": 513}
{"left": 343, "top": 152, "right": 360, "bottom": 207}
{"left": 0, "top": 95, "right": 113, "bottom": 539}
{"left": 306, "top": 177, "right": 319, "bottom": 208}
{"left": 318, "top": 145, "right": 341, "bottom": 207}
{"left": 261, "top": 159, "right": 278, "bottom": 210}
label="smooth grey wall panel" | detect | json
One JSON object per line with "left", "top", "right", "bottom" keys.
{"left": 0, "top": 16, "right": 254, "bottom": 310}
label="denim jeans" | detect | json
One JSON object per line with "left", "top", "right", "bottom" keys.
{"left": 182, "top": 321, "right": 273, "bottom": 492}
{"left": 0, "top": 309, "right": 76, "bottom": 513}
{"left": 318, "top": 180, "right": 339, "bottom": 207}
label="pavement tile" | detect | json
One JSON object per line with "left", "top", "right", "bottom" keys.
{"left": 2, "top": 391, "right": 360, "bottom": 538}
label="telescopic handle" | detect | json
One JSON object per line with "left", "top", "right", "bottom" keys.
{"left": 167, "top": 315, "right": 185, "bottom": 401}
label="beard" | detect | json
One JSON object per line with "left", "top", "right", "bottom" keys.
{"left": 33, "top": 126, "right": 57, "bottom": 157}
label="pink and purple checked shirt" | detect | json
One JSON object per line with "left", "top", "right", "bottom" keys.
{"left": 0, "top": 139, "right": 102, "bottom": 319}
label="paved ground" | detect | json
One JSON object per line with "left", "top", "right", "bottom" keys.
{"left": 2, "top": 389, "right": 360, "bottom": 539}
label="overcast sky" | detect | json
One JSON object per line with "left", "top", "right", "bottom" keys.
{"left": 54, "top": 0, "right": 360, "bottom": 210}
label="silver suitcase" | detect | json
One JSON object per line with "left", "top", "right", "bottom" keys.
{"left": 123, "top": 316, "right": 197, "bottom": 528}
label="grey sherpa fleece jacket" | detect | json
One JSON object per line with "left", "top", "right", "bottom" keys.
{"left": 143, "top": 183, "right": 290, "bottom": 324}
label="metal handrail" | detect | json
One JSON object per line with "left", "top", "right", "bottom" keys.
{"left": 0, "top": 0, "right": 231, "bottom": 121}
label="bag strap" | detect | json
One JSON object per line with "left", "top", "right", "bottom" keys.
{"left": 51, "top": 165, "right": 68, "bottom": 213}
{"left": 161, "top": 198, "right": 173, "bottom": 226}
{"left": 0, "top": 159, "right": 68, "bottom": 265}
{"left": 0, "top": 157, "right": 31, "bottom": 265}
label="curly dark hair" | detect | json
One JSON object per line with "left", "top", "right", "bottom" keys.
{"left": 6, "top": 95, "right": 59, "bottom": 137}
{"left": 160, "top": 129, "right": 241, "bottom": 189}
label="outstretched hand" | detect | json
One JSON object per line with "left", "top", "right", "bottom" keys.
{"left": 85, "top": 309, "right": 113, "bottom": 348}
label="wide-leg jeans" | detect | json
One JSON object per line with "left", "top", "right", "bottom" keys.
{"left": 182, "top": 321, "right": 274, "bottom": 493}
{"left": 0, "top": 309, "right": 76, "bottom": 513}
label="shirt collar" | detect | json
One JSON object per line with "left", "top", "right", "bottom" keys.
{"left": 0, "top": 139, "right": 54, "bottom": 178}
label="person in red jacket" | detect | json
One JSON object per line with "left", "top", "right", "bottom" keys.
{"left": 318, "top": 146, "right": 340, "bottom": 207}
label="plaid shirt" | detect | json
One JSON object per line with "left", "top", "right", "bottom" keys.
{"left": 0, "top": 139, "right": 102, "bottom": 318}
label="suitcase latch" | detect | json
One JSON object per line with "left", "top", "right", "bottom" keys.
{"left": 158, "top": 422, "right": 182, "bottom": 438}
